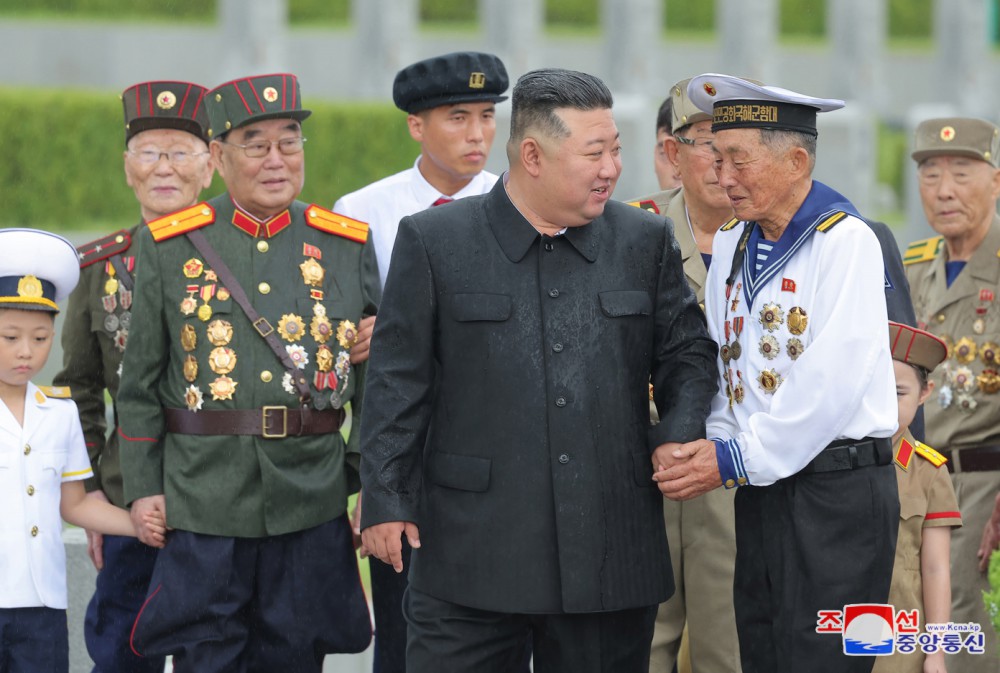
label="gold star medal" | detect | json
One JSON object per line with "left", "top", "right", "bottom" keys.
{"left": 208, "top": 347, "right": 237, "bottom": 375}
{"left": 311, "top": 314, "right": 333, "bottom": 343}
{"left": 197, "top": 284, "right": 216, "bottom": 322}
{"left": 183, "top": 355, "right": 199, "bottom": 382}
{"left": 183, "top": 258, "right": 204, "bottom": 278}
{"left": 184, "top": 384, "right": 204, "bottom": 412}
{"left": 180, "top": 323, "right": 197, "bottom": 352}
{"left": 316, "top": 344, "right": 334, "bottom": 372}
{"left": 300, "top": 257, "right": 325, "bottom": 287}
{"left": 759, "top": 303, "right": 784, "bottom": 332}
{"left": 787, "top": 307, "right": 808, "bottom": 335}
{"left": 953, "top": 337, "right": 977, "bottom": 364}
{"left": 206, "top": 319, "right": 234, "bottom": 346}
{"left": 337, "top": 320, "right": 358, "bottom": 349}
{"left": 209, "top": 376, "right": 238, "bottom": 401}
{"left": 277, "top": 314, "right": 306, "bottom": 342}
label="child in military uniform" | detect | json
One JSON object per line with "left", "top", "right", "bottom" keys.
{"left": 0, "top": 229, "right": 164, "bottom": 673}
{"left": 876, "top": 322, "right": 963, "bottom": 673}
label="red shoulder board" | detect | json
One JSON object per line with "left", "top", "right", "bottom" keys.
{"left": 626, "top": 200, "right": 660, "bottom": 214}
{"left": 147, "top": 203, "right": 215, "bottom": 242}
{"left": 77, "top": 229, "right": 132, "bottom": 268}
{"left": 305, "top": 204, "right": 369, "bottom": 243}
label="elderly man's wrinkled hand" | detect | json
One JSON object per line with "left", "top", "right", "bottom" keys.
{"left": 653, "top": 439, "right": 722, "bottom": 501}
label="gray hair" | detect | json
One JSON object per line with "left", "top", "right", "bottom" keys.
{"left": 508, "top": 68, "right": 614, "bottom": 149}
{"left": 759, "top": 127, "right": 817, "bottom": 171}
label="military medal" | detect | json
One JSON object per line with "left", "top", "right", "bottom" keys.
{"left": 759, "top": 335, "right": 779, "bottom": 360}
{"left": 114, "top": 329, "right": 128, "bottom": 352}
{"left": 181, "top": 324, "right": 198, "bottom": 351}
{"left": 183, "top": 258, "right": 204, "bottom": 279}
{"left": 329, "top": 391, "right": 344, "bottom": 410}
{"left": 729, "top": 282, "right": 742, "bottom": 313}
{"left": 730, "top": 317, "right": 743, "bottom": 361}
{"left": 721, "top": 322, "right": 732, "bottom": 364}
{"left": 938, "top": 383, "right": 953, "bottom": 409}
{"left": 217, "top": 287, "right": 231, "bottom": 301}
{"left": 759, "top": 303, "right": 784, "bottom": 332}
{"left": 207, "top": 319, "right": 233, "bottom": 346}
{"left": 974, "top": 317, "right": 986, "bottom": 335}
{"left": 180, "top": 284, "right": 198, "bottom": 316}
{"left": 299, "top": 257, "right": 325, "bottom": 287}
{"left": 316, "top": 344, "right": 334, "bottom": 372}
{"left": 204, "top": 269, "right": 218, "bottom": 282}
{"left": 981, "top": 342, "right": 999, "bottom": 367}
{"left": 209, "top": 375, "right": 238, "bottom": 401}
{"left": 119, "top": 311, "right": 131, "bottom": 330}
{"left": 286, "top": 344, "right": 309, "bottom": 369}
{"left": 758, "top": 368, "right": 781, "bottom": 394}
{"left": 184, "top": 384, "right": 204, "bottom": 412}
{"left": 281, "top": 372, "right": 297, "bottom": 395}
{"left": 335, "top": 350, "right": 351, "bottom": 379}
{"left": 786, "top": 337, "right": 804, "bottom": 361}
{"left": 956, "top": 391, "right": 977, "bottom": 413}
{"left": 104, "top": 264, "right": 119, "bottom": 296}
{"left": 104, "top": 313, "right": 120, "bottom": 333}
{"left": 337, "top": 320, "right": 358, "bottom": 349}
{"left": 208, "top": 347, "right": 237, "bottom": 375}
{"left": 183, "top": 355, "right": 199, "bottom": 382}
{"left": 954, "top": 337, "right": 977, "bottom": 364}
{"left": 953, "top": 366, "right": 975, "bottom": 393}
{"left": 313, "top": 392, "right": 329, "bottom": 410}
{"left": 197, "top": 284, "right": 216, "bottom": 322}
{"left": 977, "top": 368, "right": 1000, "bottom": 394}
{"left": 732, "top": 371, "right": 745, "bottom": 404}
{"left": 314, "top": 371, "right": 337, "bottom": 391}
{"left": 787, "top": 307, "right": 807, "bottom": 335}
{"left": 102, "top": 293, "right": 118, "bottom": 313}
{"left": 277, "top": 314, "right": 306, "bottom": 342}
{"left": 119, "top": 287, "right": 133, "bottom": 310}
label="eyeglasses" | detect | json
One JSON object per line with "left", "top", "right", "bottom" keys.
{"left": 127, "top": 150, "right": 209, "bottom": 165}
{"left": 675, "top": 135, "right": 715, "bottom": 156}
{"left": 221, "top": 137, "right": 307, "bottom": 158}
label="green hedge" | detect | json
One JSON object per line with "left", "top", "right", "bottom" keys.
{"left": 1, "top": 88, "right": 415, "bottom": 231}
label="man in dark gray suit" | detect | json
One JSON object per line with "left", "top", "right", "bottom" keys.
{"left": 359, "top": 68, "right": 718, "bottom": 673}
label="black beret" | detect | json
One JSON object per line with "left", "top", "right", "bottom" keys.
{"left": 393, "top": 52, "right": 509, "bottom": 114}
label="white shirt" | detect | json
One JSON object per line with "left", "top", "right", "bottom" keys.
{"left": 0, "top": 382, "right": 92, "bottom": 609}
{"left": 333, "top": 157, "right": 498, "bottom": 287}
{"left": 705, "top": 190, "right": 897, "bottom": 487}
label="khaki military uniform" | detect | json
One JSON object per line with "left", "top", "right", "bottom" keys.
{"left": 629, "top": 189, "right": 741, "bottom": 673}
{"left": 904, "top": 216, "right": 1000, "bottom": 672}
{"left": 873, "top": 431, "right": 962, "bottom": 673}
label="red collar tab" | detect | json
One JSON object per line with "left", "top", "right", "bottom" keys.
{"left": 231, "top": 207, "right": 292, "bottom": 238}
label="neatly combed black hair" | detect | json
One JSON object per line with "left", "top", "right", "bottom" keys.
{"left": 508, "top": 68, "right": 614, "bottom": 147}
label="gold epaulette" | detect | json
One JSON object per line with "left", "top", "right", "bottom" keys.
{"left": 77, "top": 230, "right": 132, "bottom": 269}
{"left": 305, "top": 204, "right": 369, "bottom": 243}
{"left": 626, "top": 200, "right": 660, "bottom": 214}
{"left": 37, "top": 385, "right": 72, "bottom": 399}
{"left": 914, "top": 441, "right": 948, "bottom": 468}
{"left": 720, "top": 217, "right": 741, "bottom": 231}
{"left": 147, "top": 203, "right": 215, "bottom": 242}
{"left": 903, "top": 236, "right": 943, "bottom": 266}
{"left": 816, "top": 211, "right": 848, "bottom": 233}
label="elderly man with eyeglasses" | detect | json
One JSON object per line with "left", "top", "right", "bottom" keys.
{"left": 116, "top": 73, "right": 380, "bottom": 672}
{"left": 53, "top": 80, "right": 214, "bottom": 673}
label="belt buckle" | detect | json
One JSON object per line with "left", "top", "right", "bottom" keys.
{"left": 262, "top": 405, "right": 288, "bottom": 439}
{"left": 254, "top": 317, "right": 274, "bottom": 337}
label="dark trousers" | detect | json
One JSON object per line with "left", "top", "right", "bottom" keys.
{"left": 131, "top": 515, "right": 371, "bottom": 673}
{"left": 0, "top": 607, "right": 68, "bottom": 673}
{"left": 734, "top": 463, "right": 898, "bottom": 673}
{"left": 370, "top": 536, "right": 411, "bottom": 673}
{"left": 403, "top": 587, "right": 656, "bottom": 673}
{"left": 84, "top": 534, "right": 163, "bottom": 673}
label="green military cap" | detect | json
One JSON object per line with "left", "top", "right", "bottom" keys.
{"left": 911, "top": 117, "right": 1000, "bottom": 167}
{"left": 889, "top": 321, "right": 947, "bottom": 372}
{"left": 121, "top": 80, "right": 211, "bottom": 146}
{"left": 205, "top": 73, "right": 311, "bottom": 138}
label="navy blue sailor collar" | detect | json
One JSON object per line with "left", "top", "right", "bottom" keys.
{"left": 741, "top": 180, "right": 859, "bottom": 307}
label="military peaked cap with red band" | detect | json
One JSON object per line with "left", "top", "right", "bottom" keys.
{"left": 121, "top": 80, "right": 210, "bottom": 145}
{"left": 77, "top": 229, "right": 132, "bottom": 269}
{"left": 205, "top": 73, "right": 311, "bottom": 138}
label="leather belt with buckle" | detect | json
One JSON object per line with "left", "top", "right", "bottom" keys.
{"left": 164, "top": 406, "right": 344, "bottom": 438}
{"left": 939, "top": 445, "right": 1000, "bottom": 473}
{"left": 799, "top": 437, "right": 893, "bottom": 474}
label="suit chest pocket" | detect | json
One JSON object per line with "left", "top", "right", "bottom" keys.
{"left": 450, "top": 293, "right": 512, "bottom": 322}
{"left": 599, "top": 290, "right": 652, "bottom": 318}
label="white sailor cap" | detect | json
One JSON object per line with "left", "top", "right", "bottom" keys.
{"left": 687, "top": 73, "right": 844, "bottom": 137}
{"left": 0, "top": 228, "right": 80, "bottom": 313}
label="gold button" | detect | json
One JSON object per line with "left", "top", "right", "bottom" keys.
{"left": 26, "top": 485, "right": 34, "bottom": 496}
{"left": 23, "top": 444, "right": 30, "bottom": 455}
{"left": 257, "top": 240, "right": 269, "bottom": 253}
{"left": 31, "top": 526, "right": 38, "bottom": 537}
{"left": 258, "top": 282, "right": 271, "bottom": 295}
{"left": 936, "top": 314, "right": 946, "bottom": 323}
{"left": 725, "top": 479, "right": 735, "bottom": 488}
{"left": 737, "top": 477, "right": 747, "bottom": 485}
{"left": 260, "top": 370, "right": 273, "bottom": 383}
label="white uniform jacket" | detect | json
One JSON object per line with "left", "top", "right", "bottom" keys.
{"left": 333, "top": 157, "right": 498, "bottom": 287}
{"left": 0, "top": 381, "right": 92, "bottom": 609}
{"left": 705, "top": 181, "right": 897, "bottom": 486}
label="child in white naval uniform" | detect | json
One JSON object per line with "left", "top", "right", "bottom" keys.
{"left": 0, "top": 229, "right": 164, "bottom": 673}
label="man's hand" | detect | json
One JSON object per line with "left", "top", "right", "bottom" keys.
{"left": 653, "top": 439, "right": 722, "bottom": 501}
{"left": 651, "top": 442, "right": 684, "bottom": 474}
{"left": 361, "top": 521, "right": 421, "bottom": 573}
{"left": 85, "top": 489, "right": 110, "bottom": 570}
{"left": 977, "top": 491, "right": 1000, "bottom": 572}
{"left": 131, "top": 494, "right": 168, "bottom": 548}
{"left": 349, "top": 315, "right": 376, "bottom": 364}
{"left": 350, "top": 491, "right": 370, "bottom": 557}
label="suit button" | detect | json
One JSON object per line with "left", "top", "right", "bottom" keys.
{"left": 549, "top": 289, "right": 559, "bottom": 298}
{"left": 552, "top": 343, "right": 564, "bottom": 353}
{"left": 544, "top": 242, "right": 554, "bottom": 252}
{"left": 31, "top": 526, "right": 38, "bottom": 537}
{"left": 558, "top": 454, "right": 570, "bottom": 464}
{"left": 24, "top": 444, "right": 30, "bottom": 455}
{"left": 26, "top": 485, "right": 34, "bottom": 496}
{"left": 258, "top": 282, "right": 271, "bottom": 295}
{"left": 555, "top": 397, "right": 567, "bottom": 407}
{"left": 257, "top": 240, "right": 269, "bottom": 253}
{"left": 260, "top": 370, "right": 273, "bottom": 383}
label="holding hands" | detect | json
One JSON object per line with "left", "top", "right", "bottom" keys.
{"left": 652, "top": 439, "right": 722, "bottom": 501}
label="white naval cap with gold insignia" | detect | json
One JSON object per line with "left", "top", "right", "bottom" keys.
{"left": 687, "top": 73, "right": 844, "bottom": 137}
{"left": 0, "top": 228, "right": 80, "bottom": 313}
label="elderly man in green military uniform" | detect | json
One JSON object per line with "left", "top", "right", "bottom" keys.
{"left": 54, "top": 80, "right": 213, "bottom": 673}
{"left": 117, "top": 73, "right": 380, "bottom": 672}
{"left": 904, "top": 117, "right": 1000, "bottom": 671}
